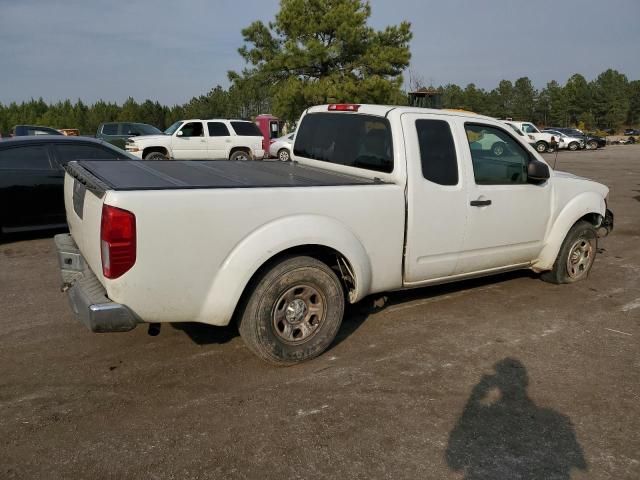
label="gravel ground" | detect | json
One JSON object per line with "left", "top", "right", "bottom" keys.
{"left": 1, "top": 146, "right": 639, "bottom": 479}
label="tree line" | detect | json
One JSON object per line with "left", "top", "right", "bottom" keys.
{"left": 0, "top": 0, "right": 638, "bottom": 135}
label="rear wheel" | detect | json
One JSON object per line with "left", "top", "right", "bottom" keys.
{"left": 230, "top": 150, "right": 251, "bottom": 161}
{"left": 144, "top": 151, "right": 168, "bottom": 160}
{"left": 491, "top": 142, "right": 506, "bottom": 156}
{"left": 238, "top": 256, "right": 344, "bottom": 365}
{"left": 278, "top": 149, "right": 291, "bottom": 161}
{"left": 541, "top": 221, "right": 597, "bottom": 284}
{"left": 535, "top": 141, "right": 548, "bottom": 153}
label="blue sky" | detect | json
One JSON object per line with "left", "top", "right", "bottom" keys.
{"left": 0, "top": 0, "right": 638, "bottom": 105}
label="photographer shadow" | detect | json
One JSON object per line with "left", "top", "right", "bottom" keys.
{"left": 446, "top": 358, "right": 587, "bottom": 480}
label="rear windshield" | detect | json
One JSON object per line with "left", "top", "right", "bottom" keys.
{"left": 231, "top": 121, "right": 262, "bottom": 136}
{"left": 294, "top": 113, "right": 393, "bottom": 173}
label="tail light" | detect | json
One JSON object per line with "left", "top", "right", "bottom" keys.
{"left": 101, "top": 205, "right": 136, "bottom": 279}
{"left": 328, "top": 104, "right": 360, "bottom": 112}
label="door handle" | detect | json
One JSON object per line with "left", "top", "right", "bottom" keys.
{"left": 470, "top": 199, "right": 492, "bottom": 207}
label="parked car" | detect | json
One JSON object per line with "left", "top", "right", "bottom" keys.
{"left": 11, "top": 125, "right": 63, "bottom": 137}
{"left": 269, "top": 133, "right": 295, "bottom": 160}
{"left": 0, "top": 137, "right": 135, "bottom": 234}
{"left": 501, "top": 121, "right": 558, "bottom": 153}
{"left": 541, "top": 130, "right": 584, "bottom": 151}
{"left": 547, "top": 127, "right": 606, "bottom": 150}
{"left": 56, "top": 104, "right": 613, "bottom": 365}
{"left": 125, "top": 119, "right": 265, "bottom": 161}
{"left": 96, "top": 122, "right": 162, "bottom": 149}
{"left": 623, "top": 129, "right": 640, "bottom": 136}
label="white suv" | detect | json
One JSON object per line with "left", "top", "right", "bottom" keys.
{"left": 126, "top": 119, "right": 265, "bottom": 161}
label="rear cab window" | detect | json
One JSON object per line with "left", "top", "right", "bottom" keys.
{"left": 294, "top": 113, "right": 393, "bottom": 173}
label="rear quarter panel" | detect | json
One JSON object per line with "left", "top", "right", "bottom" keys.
{"left": 102, "top": 184, "right": 405, "bottom": 325}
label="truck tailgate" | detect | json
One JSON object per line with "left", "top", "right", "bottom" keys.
{"left": 63, "top": 170, "right": 106, "bottom": 286}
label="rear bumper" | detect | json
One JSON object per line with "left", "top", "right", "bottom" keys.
{"left": 55, "top": 234, "right": 139, "bottom": 333}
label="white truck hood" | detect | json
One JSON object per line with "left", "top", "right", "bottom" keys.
{"left": 554, "top": 170, "right": 609, "bottom": 197}
{"left": 130, "top": 134, "right": 169, "bottom": 144}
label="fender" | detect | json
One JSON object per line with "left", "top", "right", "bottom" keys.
{"left": 533, "top": 192, "right": 606, "bottom": 271}
{"left": 196, "top": 214, "right": 373, "bottom": 326}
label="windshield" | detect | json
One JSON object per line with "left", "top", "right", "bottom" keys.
{"left": 523, "top": 123, "right": 540, "bottom": 134}
{"left": 505, "top": 123, "right": 524, "bottom": 136}
{"left": 137, "top": 124, "right": 162, "bottom": 135}
{"left": 164, "top": 121, "right": 183, "bottom": 135}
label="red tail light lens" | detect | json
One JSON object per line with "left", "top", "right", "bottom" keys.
{"left": 328, "top": 104, "right": 360, "bottom": 112}
{"left": 101, "top": 205, "right": 136, "bottom": 279}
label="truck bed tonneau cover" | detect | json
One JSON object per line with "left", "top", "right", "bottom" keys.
{"left": 67, "top": 160, "right": 381, "bottom": 192}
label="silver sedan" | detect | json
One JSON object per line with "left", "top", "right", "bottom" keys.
{"left": 269, "top": 133, "right": 295, "bottom": 161}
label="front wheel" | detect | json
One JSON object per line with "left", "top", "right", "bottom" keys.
{"left": 145, "top": 151, "right": 168, "bottom": 160}
{"left": 238, "top": 256, "right": 345, "bottom": 365}
{"left": 535, "top": 141, "right": 548, "bottom": 153}
{"left": 541, "top": 221, "right": 597, "bottom": 284}
{"left": 568, "top": 142, "right": 579, "bottom": 151}
{"left": 587, "top": 140, "right": 598, "bottom": 150}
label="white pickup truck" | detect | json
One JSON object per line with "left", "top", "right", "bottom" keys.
{"left": 55, "top": 104, "right": 613, "bottom": 365}
{"left": 503, "top": 120, "right": 560, "bottom": 153}
{"left": 125, "top": 119, "right": 265, "bottom": 161}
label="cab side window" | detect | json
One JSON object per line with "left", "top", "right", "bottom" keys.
{"left": 179, "top": 122, "right": 204, "bottom": 137}
{"left": 416, "top": 119, "right": 458, "bottom": 186}
{"left": 465, "top": 124, "right": 529, "bottom": 185}
{"left": 208, "top": 122, "right": 230, "bottom": 137}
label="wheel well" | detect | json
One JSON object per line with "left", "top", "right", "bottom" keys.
{"left": 143, "top": 146, "right": 168, "bottom": 158}
{"left": 233, "top": 245, "right": 357, "bottom": 322}
{"left": 578, "top": 212, "right": 601, "bottom": 227}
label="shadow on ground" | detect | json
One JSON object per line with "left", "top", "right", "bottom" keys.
{"left": 446, "top": 358, "right": 587, "bottom": 480}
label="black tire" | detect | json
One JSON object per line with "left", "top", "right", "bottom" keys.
{"left": 491, "top": 142, "right": 506, "bottom": 157}
{"left": 230, "top": 150, "right": 251, "bottom": 161}
{"left": 144, "top": 151, "right": 168, "bottom": 160}
{"left": 541, "top": 220, "right": 597, "bottom": 284}
{"left": 535, "top": 141, "right": 548, "bottom": 153}
{"left": 568, "top": 142, "right": 579, "bottom": 151}
{"left": 238, "top": 256, "right": 345, "bottom": 365}
{"left": 587, "top": 140, "right": 598, "bottom": 150}
{"left": 278, "top": 148, "right": 291, "bottom": 161}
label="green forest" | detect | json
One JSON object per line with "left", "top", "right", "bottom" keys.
{"left": 1, "top": 0, "right": 638, "bottom": 136}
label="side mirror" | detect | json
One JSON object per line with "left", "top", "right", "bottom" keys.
{"left": 528, "top": 158, "right": 550, "bottom": 183}
{"left": 176, "top": 130, "right": 183, "bottom": 137}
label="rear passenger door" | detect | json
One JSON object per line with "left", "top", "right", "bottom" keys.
{"left": 207, "top": 122, "right": 231, "bottom": 159}
{"left": 402, "top": 113, "right": 468, "bottom": 283}
{"left": 0, "top": 144, "right": 60, "bottom": 230}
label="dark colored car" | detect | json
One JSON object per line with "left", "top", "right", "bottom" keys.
{"left": 624, "top": 128, "right": 640, "bottom": 136}
{"left": 11, "top": 125, "right": 64, "bottom": 136}
{"left": 0, "top": 136, "right": 135, "bottom": 234}
{"left": 96, "top": 122, "right": 162, "bottom": 149}
{"left": 547, "top": 127, "right": 606, "bottom": 150}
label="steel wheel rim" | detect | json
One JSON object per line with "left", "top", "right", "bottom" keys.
{"left": 279, "top": 150, "right": 289, "bottom": 161}
{"left": 566, "top": 237, "right": 595, "bottom": 279}
{"left": 537, "top": 143, "right": 546, "bottom": 153}
{"left": 272, "top": 284, "right": 326, "bottom": 344}
{"left": 236, "top": 153, "right": 249, "bottom": 161}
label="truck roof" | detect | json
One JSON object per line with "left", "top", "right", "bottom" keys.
{"left": 305, "top": 104, "right": 497, "bottom": 123}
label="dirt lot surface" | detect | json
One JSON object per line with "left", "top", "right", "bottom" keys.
{"left": 1, "top": 147, "right": 639, "bottom": 479}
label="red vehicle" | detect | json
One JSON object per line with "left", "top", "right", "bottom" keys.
{"left": 255, "top": 114, "right": 283, "bottom": 155}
